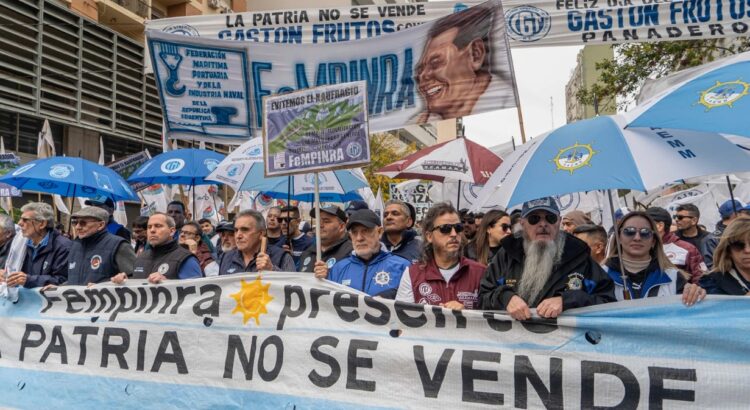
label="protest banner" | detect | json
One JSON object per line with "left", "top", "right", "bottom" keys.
{"left": 145, "top": 0, "right": 750, "bottom": 56}
{"left": 0, "top": 274, "right": 748, "bottom": 408}
{"left": 263, "top": 82, "right": 370, "bottom": 177}
{"left": 107, "top": 151, "right": 152, "bottom": 193}
{"left": 146, "top": 0, "right": 517, "bottom": 141}
{"left": 0, "top": 153, "right": 21, "bottom": 197}
{"left": 390, "top": 181, "right": 432, "bottom": 221}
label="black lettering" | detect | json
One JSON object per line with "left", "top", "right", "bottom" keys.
{"left": 521, "top": 318, "right": 559, "bottom": 334}
{"left": 309, "top": 336, "right": 341, "bottom": 388}
{"left": 708, "top": 24, "right": 724, "bottom": 35}
{"left": 110, "top": 287, "right": 138, "bottom": 321}
{"left": 193, "top": 284, "right": 222, "bottom": 317}
{"left": 145, "top": 287, "right": 172, "bottom": 314}
{"left": 171, "top": 286, "right": 197, "bottom": 314}
{"left": 151, "top": 331, "right": 188, "bottom": 374}
{"left": 648, "top": 367, "right": 696, "bottom": 409}
{"left": 137, "top": 330, "right": 147, "bottom": 371}
{"left": 514, "top": 356, "right": 563, "bottom": 409}
{"left": 224, "top": 335, "right": 257, "bottom": 379}
{"left": 452, "top": 309, "right": 467, "bottom": 329}
{"left": 62, "top": 289, "right": 85, "bottom": 313}
{"left": 346, "top": 339, "right": 378, "bottom": 392}
{"left": 84, "top": 287, "right": 117, "bottom": 313}
{"left": 334, "top": 292, "right": 360, "bottom": 322}
{"left": 483, "top": 311, "right": 512, "bottom": 332}
{"left": 581, "top": 360, "right": 639, "bottom": 409}
{"left": 308, "top": 288, "right": 331, "bottom": 319}
{"left": 19, "top": 324, "right": 45, "bottom": 361}
{"left": 258, "top": 335, "right": 284, "bottom": 381}
{"left": 462, "top": 350, "right": 503, "bottom": 405}
{"left": 277, "top": 285, "right": 307, "bottom": 330}
{"left": 363, "top": 296, "right": 390, "bottom": 325}
{"left": 40, "top": 325, "right": 67, "bottom": 364}
{"left": 72, "top": 326, "right": 98, "bottom": 365}
{"left": 101, "top": 327, "right": 130, "bottom": 369}
{"left": 413, "top": 345, "right": 454, "bottom": 398}
{"left": 432, "top": 306, "right": 446, "bottom": 328}
{"left": 40, "top": 290, "right": 61, "bottom": 313}
{"left": 394, "top": 301, "right": 428, "bottom": 328}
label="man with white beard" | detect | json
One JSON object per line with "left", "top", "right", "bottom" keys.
{"left": 479, "top": 197, "right": 615, "bottom": 320}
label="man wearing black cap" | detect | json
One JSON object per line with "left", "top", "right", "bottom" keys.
{"left": 215, "top": 221, "right": 236, "bottom": 259}
{"left": 67, "top": 206, "right": 135, "bottom": 286}
{"left": 646, "top": 207, "right": 706, "bottom": 284}
{"left": 479, "top": 197, "right": 615, "bottom": 320}
{"left": 323, "top": 209, "right": 410, "bottom": 298}
{"left": 85, "top": 196, "right": 131, "bottom": 241}
{"left": 344, "top": 200, "right": 369, "bottom": 217}
{"left": 381, "top": 200, "right": 422, "bottom": 263}
{"left": 299, "top": 205, "right": 352, "bottom": 273}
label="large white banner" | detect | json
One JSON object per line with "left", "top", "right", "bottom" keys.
{"left": 1, "top": 274, "right": 748, "bottom": 408}
{"left": 146, "top": 0, "right": 750, "bottom": 52}
{"left": 147, "top": 0, "right": 517, "bottom": 142}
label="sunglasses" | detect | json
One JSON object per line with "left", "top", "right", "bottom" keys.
{"left": 499, "top": 223, "right": 512, "bottom": 232}
{"left": 729, "top": 240, "right": 749, "bottom": 252}
{"left": 621, "top": 227, "right": 654, "bottom": 239}
{"left": 673, "top": 215, "right": 695, "bottom": 221}
{"left": 462, "top": 219, "right": 475, "bottom": 225}
{"left": 526, "top": 213, "right": 558, "bottom": 225}
{"left": 72, "top": 219, "right": 98, "bottom": 227}
{"left": 432, "top": 223, "right": 464, "bottom": 235}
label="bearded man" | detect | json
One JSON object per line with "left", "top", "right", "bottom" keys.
{"left": 479, "top": 197, "right": 615, "bottom": 320}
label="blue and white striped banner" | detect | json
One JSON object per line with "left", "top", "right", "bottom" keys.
{"left": 1, "top": 274, "right": 748, "bottom": 408}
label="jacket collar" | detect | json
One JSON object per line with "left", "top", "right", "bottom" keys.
{"left": 382, "top": 228, "right": 417, "bottom": 250}
{"left": 78, "top": 228, "right": 109, "bottom": 245}
{"left": 150, "top": 238, "right": 180, "bottom": 256}
{"left": 606, "top": 257, "right": 673, "bottom": 297}
{"left": 422, "top": 256, "right": 471, "bottom": 281}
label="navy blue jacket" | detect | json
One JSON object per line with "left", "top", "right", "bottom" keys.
{"left": 328, "top": 248, "right": 410, "bottom": 298}
{"left": 382, "top": 229, "right": 422, "bottom": 264}
{"left": 219, "top": 245, "right": 296, "bottom": 275}
{"left": 23, "top": 229, "right": 71, "bottom": 288}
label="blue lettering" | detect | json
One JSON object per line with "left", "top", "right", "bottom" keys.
{"left": 667, "top": 140, "right": 686, "bottom": 148}
{"left": 328, "top": 63, "right": 348, "bottom": 84}
{"left": 350, "top": 59, "right": 379, "bottom": 113}
{"left": 377, "top": 54, "right": 398, "bottom": 114}
{"left": 252, "top": 62, "right": 272, "bottom": 129}
{"left": 312, "top": 24, "right": 325, "bottom": 44}
{"left": 395, "top": 48, "right": 414, "bottom": 110}
{"left": 295, "top": 64, "right": 309, "bottom": 89}
{"left": 218, "top": 30, "right": 231, "bottom": 40}
{"left": 568, "top": 11, "right": 583, "bottom": 31}
{"left": 679, "top": 150, "right": 697, "bottom": 158}
{"left": 287, "top": 26, "right": 302, "bottom": 44}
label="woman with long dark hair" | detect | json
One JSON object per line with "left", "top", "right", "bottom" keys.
{"left": 466, "top": 210, "right": 511, "bottom": 265}
{"left": 701, "top": 217, "right": 750, "bottom": 295}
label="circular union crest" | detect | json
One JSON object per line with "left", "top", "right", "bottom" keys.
{"left": 552, "top": 142, "right": 596, "bottom": 174}
{"left": 49, "top": 164, "right": 74, "bottom": 179}
{"left": 346, "top": 142, "right": 363, "bottom": 158}
{"left": 374, "top": 271, "right": 391, "bottom": 286}
{"left": 161, "top": 159, "right": 185, "bottom": 174}
{"left": 163, "top": 24, "right": 199, "bottom": 37}
{"left": 698, "top": 80, "right": 750, "bottom": 110}
{"left": 90, "top": 255, "right": 102, "bottom": 270}
{"left": 158, "top": 263, "right": 170, "bottom": 275}
{"left": 505, "top": 6, "right": 551, "bottom": 42}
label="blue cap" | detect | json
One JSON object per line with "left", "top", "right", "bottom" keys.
{"left": 521, "top": 197, "right": 560, "bottom": 218}
{"left": 614, "top": 207, "right": 631, "bottom": 221}
{"left": 345, "top": 200, "right": 369, "bottom": 213}
{"left": 719, "top": 199, "right": 743, "bottom": 219}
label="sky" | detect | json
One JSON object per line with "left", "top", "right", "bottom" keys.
{"left": 463, "top": 45, "right": 584, "bottom": 149}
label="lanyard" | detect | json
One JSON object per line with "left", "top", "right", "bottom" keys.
{"left": 729, "top": 269, "right": 750, "bottom": 293}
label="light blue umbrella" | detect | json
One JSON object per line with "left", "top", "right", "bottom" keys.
{"left": 472, "top": 115, "right": 750, "bottom": 210}
{"left": 627, "top": 51, "right": 750, "bottom": 137}
{"left": 128, "top": 148, "right": 225, "bottom": 186}
{"left": 0, "top": 157, "right": 137, "bottom": 201}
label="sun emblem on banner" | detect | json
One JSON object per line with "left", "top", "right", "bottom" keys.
{"left": 551, "top": 142, "right": 596, "bottom": 174}
{"left": 230, "top": 277, "right": 274, "bottom": 325}
{"left": 698, "top": 79, "right": 750, "bottom": 110}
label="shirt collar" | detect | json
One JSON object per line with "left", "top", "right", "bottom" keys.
{"left": 26, "top": 231, "right": 50, "bottom": 249}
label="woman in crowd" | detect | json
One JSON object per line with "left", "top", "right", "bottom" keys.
{"left": 179, "top": 221, "right": 218, "bottom": 276}
{"left": 605, "top": 211, "right": 705, "bottom": 305}
{"left": 466, "top": 210, "right": 511, "bottom": 265}
{"left": 701, "top": 217, "right": 750, "bottom": 295}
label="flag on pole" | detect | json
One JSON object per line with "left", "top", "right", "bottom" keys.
{"left": 37, "top": 120, "right": 68, "bottom": 214}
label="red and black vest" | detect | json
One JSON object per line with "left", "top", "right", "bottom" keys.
{"left": 409, "top": 257, "right": 486, "bottom": 309}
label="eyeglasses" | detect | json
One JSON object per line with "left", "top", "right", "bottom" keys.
{"left": 526, "top": 213, "right": 558, "bottom": 225}
{"left": 499, "top": 223, "right": 512, "bottom": 232}
{"left": 673, "top": 215, "right": 695, "bottom": 221}
{"left": 621, "top": 227, "right": 654, "bottom": 239}
{"left": 462, "top": 219, "right": 475, "bottom": 225}
{"left": 729, "top": 240, "right": 749, "bottom": 252}
{"left": 280, "top": 217, "right": 298, "bottom": 223}
{"left": 432, "top": 223, "right": 464, "bottom": 235}
{"left": 20, "top": 217, "right": 37, "bottom": 223}
{"left": 71, "top": 219, "right": 97, "bottom": 227}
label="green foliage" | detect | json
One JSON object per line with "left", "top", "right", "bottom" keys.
{"left": 577, "top": 39, "right": 750, "bottom": 110}
{"left": 268, "top": 100, "right": 363, "bottom": 154}
{"left": 363, "top": 133, "right": 416, "bottom": 200}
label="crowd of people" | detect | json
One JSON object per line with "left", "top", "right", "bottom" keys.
{"left": 1, "top": 194, "right": 748, "bottom": 317}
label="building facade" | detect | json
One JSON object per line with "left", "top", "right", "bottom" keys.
{"left": 565, "top": 45, "right": 616, "bottom": 122}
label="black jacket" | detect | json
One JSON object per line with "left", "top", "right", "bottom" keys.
{"left": 479, "top": 233, "right": 616, "bottom": 311}
{"left": 299, "top": 236, "right": 353, "bottom": 273}
{"left": 700, "top": 270, "right": 750, "bottom": 295}
{"left": 23, "top": 229, "right": 71, "bottom": 288}
{"left": 381, "top": 228, "right": 422, "bottom": 263}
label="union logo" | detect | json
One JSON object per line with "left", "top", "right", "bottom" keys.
{"left": 698, "top": 79, "right": 750, "bottom": 110}
{"left": 230, "top": 277, "right": 274, "bottom": 325}
{"left": 551, "top": 142, "right": 596, "bottom": 174}
{"left": 505, "top": 6, "right": 551, "bottom": 42}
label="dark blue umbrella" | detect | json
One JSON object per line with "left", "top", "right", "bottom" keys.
{"left": 0, "top": 156, "right": 137, "bottom": 201}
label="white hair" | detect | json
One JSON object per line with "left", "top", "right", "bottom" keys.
{"left": 517, "top": 232, "right": 566, "bottom": 306}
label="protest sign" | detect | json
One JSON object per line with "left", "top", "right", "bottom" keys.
{"left": 145, "top": 0, "right": 750, "bottom": 55}
{"left": 146, "top": 0, "right": 517, "bottom": 141}
{"left": 390, "top": 181, "right": 432, "bottom": 221}
{"left": 263, "top": 82, "right": 370, "bottom": 176}
{"left": 1, "top": 274, "right": 748, "bottom": 408}
{"left": 148, "top": 38, "right": 253, "bottom": 143}
{"left": 0, "top": 153, "right": 21, "bottom": 197}
{"left": 107, "top": 151, "right": 151, "bottom": 192}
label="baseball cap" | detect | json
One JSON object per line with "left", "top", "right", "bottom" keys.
{"left": 72, "top": 206, "right": 109, "bottom": 222}
{"left": 521, "top": 197, "right": 560, "bottom": 218}
{"left": 299, "top": 220, "right": 312, "bottom": 234}
{"left": 719, "top": 199, "right": 743, "bottom": 219}
{"left": 346, "top": 209, "right": 381, "bottom": 230}
{"left": 310, "top": 205, "right": 346, "bottom": 222}
{"left": 345, "top": 200, "right": 369, "bottom": 213}
{"left": 215, "top": 221, "right": 235, "bottom": 233}
{"left": 614, "top": 207, "right": 631, "bottom": 221}
{"left": 84, "top": 195, "right": 115, "bottom": 208}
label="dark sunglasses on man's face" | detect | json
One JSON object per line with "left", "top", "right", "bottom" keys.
{"left": 432, "top": 223, "right": 464, "bottom": 235}
{"left": 462, "top": 219, "right": 475, "bottom": 225}
{"left": 621, "top": 227, "right": 654, "bottom": 239}
{"left": 674, "top": 215, "right": 695, "bottom": 221}
{"left": 526, "top": 213, "right": 558, "bottom": 225}
{"left": 729, "top": 240, "right": 750, "bottom": 252}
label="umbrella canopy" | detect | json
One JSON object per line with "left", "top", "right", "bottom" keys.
{"left": 128, "top": 148, "right": 225, "bottom": 186}
{"left": 376, "top": 137, "right": 502, "bottom": 184}
{"left": 471, "top": 115, "right": 750, "bottom": 210}
{"left": 626, "top": 50, "right": 750, "bottom": 137}
{"left": 206, "top": 138, "right": 369, "bottom": 202}
{"left": 0, "top": 157, "right": 137, "bottom": 201}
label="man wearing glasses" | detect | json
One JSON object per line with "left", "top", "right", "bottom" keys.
{"left": 1, "top": 202, "right": 70, "bottom": 288}
{"left": 673, "top": 204, "right": 710, "bottom": 255}
{"left": 396, "top": 202, "right": 486, "bottom": 310}
{"left": 67, "top": 206, "right": 135, "bottom": 286}
{"left": 265, "top": 206, "right": 286, "bottom": 248}
{"left": 323, "top": 209, "right": 410, "bottom": 298}
{"left": 279, "top": 205, "right": 314, "bottom": 269}
{"left": 479, "top": 197, "right": 615, "bottom": 320}
{"left": 381, "top": 200, "right": 422, "bottom": 263}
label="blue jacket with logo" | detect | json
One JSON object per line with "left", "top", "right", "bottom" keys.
{"left": 328, "top": 247, "right": 410, "bottom": 298}
{"left": 605, "top": 258, "right": 685, "bottom": 300}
